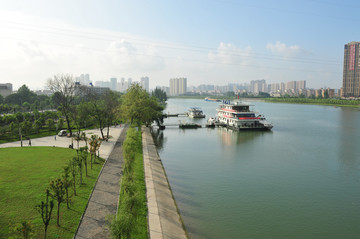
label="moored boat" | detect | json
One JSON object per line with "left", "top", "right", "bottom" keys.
{"left": 217, "top": 100, "right": 273, "bottom": 130}
{"left": 188, "top": 107, "right": 206, "bottom": 118}
{"left": 205, "top": 97, "right": 221, "bottom": 102}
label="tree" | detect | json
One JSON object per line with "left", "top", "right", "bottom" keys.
{"left": 85, "top": 90, "right": 107, "bottom": 139}
{"left": 120, "top": 83, "right": 164, "bottom": 127}
{"left": 88, "top": 135, "right": 102, "bottom": 167}
{"left": 103, "top": 91, "right": 120, "bottom": 139}
{"left": 68, "top": 158, "right": 78, "bottom": 196}
{"left": 152, "top": 88, "right": 167, "bottom": 102}
{"left": 72, "top": 102, "right": 91, "bottom": 136}
{"left": 62, "top": 166, "right": 72, "bottom": 209}
{"left": 48, "top": 178, "right": 66, "bottom": 226}
{"left": 17, "top": 85, "right": 36, "bottom": 104}
{"left": 36, "top": 189, "right": 54, "bottom": 239}
{"left": 74, "top": 152, "right": 83, "bottom": 185}
{"left": 47, "top": 74, "right": 76, "bottom": 136}
{"left": 11, "top": 221, "right": 34, "bottom": 239}
{"left": 46, "top": 119, "right": 55, "bottom": 132}
{"left": 79, "top": 146, "right": 89, "bottom": 177}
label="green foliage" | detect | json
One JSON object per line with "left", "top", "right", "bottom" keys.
{"left": 61, "top": 166, "right": 72, "bottom": 209}
{"left": 10, "top": 221, "right": 35, "bottom": 239}
{"left": 110, "top": 127, "right": 148, "bottom": 239}
{"left": 121, "top": 84, "right": 164, "bottom": 127}
{"left": 152, "top": 88, "right": 167, "bottom": 102}
{"left": 48, "top": 179, "right": 66, "bottom": 226}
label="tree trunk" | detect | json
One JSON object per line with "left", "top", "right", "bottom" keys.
{"left": 80, "top": 166, "right": 82, "bottom": 185}
{"left": 100, "top": 128, "right": 105, "bottom": 140}
{"left": 84, "top": 159, "right": 88, "bottom": 176}
{"left": 107, "top": 124, "right": 110, "bottom": 139}
{"left": 64, "top": 110, "right": 72, "bottom": 136}
{"left": 90, "top": 154, "right": 93, "bottom": 169}
{"left": 73, "top": 175, "right": 76, "bottom": 196}
{"left": 66, "top": 188, "right": 69, "bottom": 209}
{"left": 44, "top": 225, "right": 47, "bottom": 239}
{"left": 57, "top": 202, "right": 60, "bottom": 226}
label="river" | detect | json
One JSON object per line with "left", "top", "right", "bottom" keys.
{"left": 152, "top": 98, "right": 360, "bottom": 239}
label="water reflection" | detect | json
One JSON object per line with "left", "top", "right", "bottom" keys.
{"left": 150, "top": 128, "right": 167, "bottom": 151}
{"left": 217, "top": 127, "right": 272, "bottom": 146}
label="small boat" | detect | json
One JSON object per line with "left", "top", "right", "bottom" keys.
{"left": 205, "top": 117, "right": 217, "bottom": 128}
{"left": 188, "top": 107, "right": 206, "bottom": 118}
{"left": 205, "top": 97, "right": 221, "bottom": 102}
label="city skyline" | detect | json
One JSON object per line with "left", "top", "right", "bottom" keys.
{"left": 1, "top": 0, "right": 360, "bottom": 91}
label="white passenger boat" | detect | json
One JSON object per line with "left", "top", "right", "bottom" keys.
{"left": 188, "top": 107, "right": 206, "bottom": 118}
{"left": 217, "top": 100, "right": 273, "bottom": 130}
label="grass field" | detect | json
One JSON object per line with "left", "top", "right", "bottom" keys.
{"left": 0, "top": 147, "right": 104, "bottom": 238}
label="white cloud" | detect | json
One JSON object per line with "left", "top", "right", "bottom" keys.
{"left": 266, "top": 41, "right": 306, "bottom": 58}
{"left": 208, "top": 42, "right": 253, "bottom": 65}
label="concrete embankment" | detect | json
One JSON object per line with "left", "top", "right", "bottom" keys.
{"left": 142, "top": 127, "right": 188, "bottom": 239}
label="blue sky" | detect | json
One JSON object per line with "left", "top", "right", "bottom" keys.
{"left": 0, "top": 0, "right": 359, "bottom": 90}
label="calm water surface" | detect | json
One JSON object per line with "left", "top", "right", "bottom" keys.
{"left": 153, "top": 99, "right": 360, "bottom": 239}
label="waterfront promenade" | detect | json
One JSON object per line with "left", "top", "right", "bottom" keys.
{"left": 142, "top": 126, "right": 188, "bottom": 239}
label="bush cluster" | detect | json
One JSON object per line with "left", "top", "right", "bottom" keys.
{"left": 110, "top": 127, "right": 146, "bottom": 239}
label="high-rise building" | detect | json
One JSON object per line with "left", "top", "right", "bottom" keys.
{"left": 110, "top": 78, "right": 117, "bottom": 91}
{"left": 169, "top": 77, "right": 187, "bottom": 95}
{"left": 140, "top": 76, "right": 149, "bottom": 92}
{"left": 342, "top": 41, "right": 360, "bottom": 98}
{"left": 297, "top": 80, "right": 306, "bottom": 90}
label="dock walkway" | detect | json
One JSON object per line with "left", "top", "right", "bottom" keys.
{"left": 142, "top": 126, "right": 188, "bottom": 239}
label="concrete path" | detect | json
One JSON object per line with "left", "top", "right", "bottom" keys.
{"left": 142, "top": 127, "right": 188, "bottom": 239}
{"left": 0, "top": 127, "right": 122, "bottom": 160}
{"left": 74, "top": 125, "right": 128, "bottom": 239}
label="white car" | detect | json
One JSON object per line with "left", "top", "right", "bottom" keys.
{"left": 58, "top": 130, "right": 67, "bottom": 136}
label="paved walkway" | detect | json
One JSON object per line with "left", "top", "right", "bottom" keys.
{"left": 142, "top": 127, "right": 188, "bottom": 239}
{"left": 74, "top": 125, "right": 128, "bottom": 239}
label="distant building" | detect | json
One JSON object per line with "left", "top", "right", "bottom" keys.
{"left": 0, "top": 83, "right": 13, "bottom": 97}
{"left": 110, "top": 78, "right": 117, "bottom": 91}
{"left": 297, "top": 80, "right": 306, "bottom": 90}
{"left": 169, "top": 77, "right": 187, "bottom": 96}
{"left": 75, "top": 74, "right": 91, "bottom": 86}
{"left": 140, "top": 76, "right": 149, "bottom": 92}
{"left": 249, "top": 80, "right": 266, "bottom": 94}
{"left": 342, "top": 41, "right": 360, "bottom": 98}
{"left": 75, "top": 83, "right": 110, "bottom": 96}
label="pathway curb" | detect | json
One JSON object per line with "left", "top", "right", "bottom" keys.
{"left": 142, "top": 126, "right": 188, "bottom": 239}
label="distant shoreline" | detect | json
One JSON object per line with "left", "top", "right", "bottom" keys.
{"left": 168, "top": 96, "right": 360, "bottom": 108}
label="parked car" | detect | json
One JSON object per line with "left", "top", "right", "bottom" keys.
{"left": 58, "top": 130, "right": 67, "bottom": 136}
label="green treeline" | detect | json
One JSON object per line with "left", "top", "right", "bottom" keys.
{"left": 264, "top": 97, "right": 360, "bottom": 107}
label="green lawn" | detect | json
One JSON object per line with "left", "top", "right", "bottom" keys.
{"left": 0, "top": 147, "right": 104, "bottom": 238}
